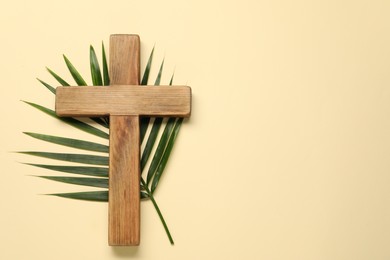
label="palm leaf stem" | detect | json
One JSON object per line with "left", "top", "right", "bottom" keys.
{"left": 141, "top": 178, "right": 174, "bottom": 245}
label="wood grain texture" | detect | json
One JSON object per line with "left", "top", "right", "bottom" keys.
{"left": 108, "top": 35, "right": 140, "bottom": 246}
{"left": 55, "top": 85, "right": 191, "bottom": 117}
{"left": 110, "top": 34, "right": 140, "bottom": 85}
{"left": 109, "top": 115, "right": 140, "bottom": 246}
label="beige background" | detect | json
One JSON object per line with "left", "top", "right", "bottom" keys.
{"left": 1, "top": 0, "right": 390, "bottom": 259}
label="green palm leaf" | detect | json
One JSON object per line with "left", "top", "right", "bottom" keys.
{"left": 22, "top": 101, "right": 109, "bottom": 139}
{"left": 50, "top": 190, "right": 149, "bottom": 201}
{"left": 50, "top": 191, "right": 108, "bottom": 202}
{"left": 90, "top": 45, "right": 103, "bottom": 86}
{"left": 36, "top": 78, "right": 56, "bottom": 94}
{"left": 145, "top": 73, "right": 175, "bottom": 184}
{"left": 146, "top": 117, "right": 176, "bottom": 184}
{"left": 140, "top": 59, "right": 164, "bottom": 143}
{"left": 38, "top": 176, "right": 108, "bottom": 188}
{"left": 169, "top": 73, "right": 174, "bottom": 85}
{"left": 154, "top": 59, "right": 164, "bottom": 85}
{"left": 24, "top": 164, "right": 108, "bottom": 177}
{"left": 140, "top": 46, "right": 154, "bottom": 85}
{"left": 141, "top": 117, "right": 163, "bottom": 171}
{"left": 140, "top": 47, "right": 155, "bottom": 142}
{"left": 151, "top": 118, "right": 183, "bottom": 193}
{"left": 102, "top": 42, "right": 110, "bottom": 86}
{"left": 46, "top": 67, "right": 70, "bottom": 86}
{"left": 63, "top": 55, "right": 87, "bottom": 86}
{"left": 90, "top": 45, "right": 109, "bottom": 128}
{"left": 19, "top": 152, "right": 108, "bottom": 165}
{"left": 23, "top": 132, "right": 108, "bottom": 153}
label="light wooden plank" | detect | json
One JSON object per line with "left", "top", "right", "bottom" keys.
{"left": 55, "top": 86, "right": 191, "bottom": 117}
{"left": 108, "top": 34, "right": 140, "bottom": 246}
{"left": 109, "top": 115, "right": 140, "bottom": 246}
{"left": 110, "top": 34, "right": 140, "bottom": 85}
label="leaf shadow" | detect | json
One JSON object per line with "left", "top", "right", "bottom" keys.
{"left": 111, "top": 246, "right": 139, "bottom": 258}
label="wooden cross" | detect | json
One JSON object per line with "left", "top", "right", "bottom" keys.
{"left": 55, "top": 34, "right": 191, "bottom": 246}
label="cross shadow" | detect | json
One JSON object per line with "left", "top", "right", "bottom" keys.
{"left": 111, "top": 246, "right": 139, "bottom": 258}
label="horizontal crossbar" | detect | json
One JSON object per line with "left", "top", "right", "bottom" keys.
{"left": 55, "top": 85, "right": 191, "bottom": 117}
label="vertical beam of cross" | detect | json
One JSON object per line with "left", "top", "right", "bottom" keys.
{"left": 108, "top": 35, "right": 140, "bottom": 246}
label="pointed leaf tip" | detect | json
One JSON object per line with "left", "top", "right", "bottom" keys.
{"left": 90, "top": 45, "right": 103, "bottom": 86}
{"left": 23, "top": 132, "right": 109, "bottom": 153}
{"left": 37, "top": 176, "right": 109, "bottom": 188}
{"left": 154, "top": 59, "right": 165, "bottom": 86}
{"left": 48, "top": 191, "right": 109, "bottom": 202}
{"left": 23, "top": 102, "right": 109, "bottom": 139}
{"left": 63, "top": 55, "right": 87, "bottom": 86}
{"left": 45, "top": 67, "right": 70, "bottom": 86}
{"left": 36, "top": 79, "right": 56, "bottom": 94}
{"left": 102, "top": 42, "right": 110, "bottom": 86}
{"left": 25, "top": 163, "right": 108, "bottom": 177}
{"left": 19, "top": 151, "right": 109, "bottom": 165}
{"left": 141, "top": 47, "right": 155, "bottom": 85}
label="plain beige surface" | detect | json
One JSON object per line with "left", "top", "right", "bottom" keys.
{"left": 1, "top": 0, "right": 390, "bottom": 259}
